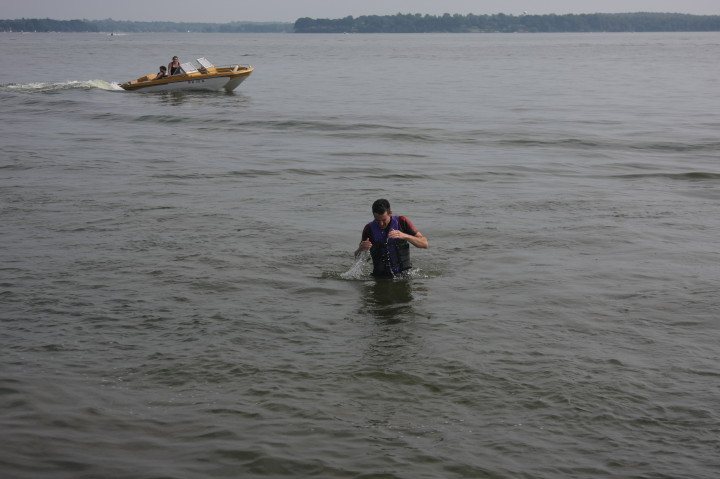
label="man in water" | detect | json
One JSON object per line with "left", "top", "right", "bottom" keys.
{"left": 354, "top": 199, "right": 428, "bottom": 277}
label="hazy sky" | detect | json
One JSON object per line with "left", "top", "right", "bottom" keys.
{"left": 4, "top": 0, "right": 719, "bottom": 23}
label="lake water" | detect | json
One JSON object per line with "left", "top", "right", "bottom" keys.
{"left": 1, "top": 31, "right": 719, "bottom": 478}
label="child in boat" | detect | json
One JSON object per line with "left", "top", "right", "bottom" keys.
{"left": 156, "top": 65, "right": 167, "bottom": 79}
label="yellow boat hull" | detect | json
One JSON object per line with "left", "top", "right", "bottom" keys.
{"left": 120, "top": 65, "right": 253, "bottom": 92}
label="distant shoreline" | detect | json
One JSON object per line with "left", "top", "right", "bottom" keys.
{"left": 0, "top": 18, "right": 293, "bottom": 33}
{"left": 2, "top": 13, "right": 720, "bottom": 33}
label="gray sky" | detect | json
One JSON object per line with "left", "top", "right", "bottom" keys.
{"left": 4, "top": 0, "right": 719, "bottom": 23}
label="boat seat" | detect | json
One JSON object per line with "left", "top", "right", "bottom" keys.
{"left": 197, "top": 57, "right": 217, "bottom": 74}
{"left": 133, "top": 74, "right": 155, "bottom": 83}
{"left": 180, "top": 62, "right": 199, "bottom": 75}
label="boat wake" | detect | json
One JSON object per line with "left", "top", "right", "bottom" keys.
{"left": 1, "top": 80, "right": 124, "bottom": 93}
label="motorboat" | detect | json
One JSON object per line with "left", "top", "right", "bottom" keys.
{"left": 120, "top": 57, "right": 253, "bottom": 92}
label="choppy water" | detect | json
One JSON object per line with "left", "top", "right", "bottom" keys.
{"left": 1, "top": 32, "right": 719, "bottom": 478}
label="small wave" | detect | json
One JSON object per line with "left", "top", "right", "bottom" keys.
{"left": 331, "top": 251, "right": 433, "bottom": 281}
{"left": 499, "top": 138, "right": 601, "bottom": 148}
{"left": 631, "top": 141, "right": 720, "bottom": 152}
{"left": 1, "top": 80, "right": 124, "bottom": 93}
{"left": 614, "top": 172, "right": 720, "bottom": 181}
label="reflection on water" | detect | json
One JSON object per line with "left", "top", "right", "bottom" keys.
{"left": 150, "top": 89, "right": 243, "bottom": 106}
{"left": 359, "top": 279, "right": 414, "bottom": 323}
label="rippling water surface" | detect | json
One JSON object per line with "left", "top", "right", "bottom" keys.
{"left": 1, "top": 32, "right": 719, "bottom": 478}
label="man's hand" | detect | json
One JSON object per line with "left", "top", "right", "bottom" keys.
{"left": 355, "top": 238, "right": 372, "bottom": 258}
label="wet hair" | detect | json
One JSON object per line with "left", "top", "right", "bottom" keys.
{"left": 372, "top": 198, "right": 391, "bottom": 215}
{"left": 159, "top": 66, "right": 166, "bottom": 71}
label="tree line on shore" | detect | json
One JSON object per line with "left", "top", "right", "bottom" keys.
{"left": 3, "top": 13, "right": 720, "bottom": 34}
{"left": 0, "top": 18, "right": 292, "bottom": 33}
{"left": 294, "top": 12, "right": 720, "bottom": 33}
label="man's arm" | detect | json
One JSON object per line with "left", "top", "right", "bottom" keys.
{"left": 391, "top": 216, "right": 428, "bottom": 249}
{"left": 389, "top": 229, "right": 428, "bottom": 248}
{"left": 354, "top": 224, "right": 373, "bottom": 258}
{"left": 409, "top": 231, "right": 429, "bottom": 249}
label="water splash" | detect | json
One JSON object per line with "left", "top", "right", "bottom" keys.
{"left": 340, "top": 250, "right": 370, "bottom": 280}
{"left": 2, "top": 80, "right": 124, "bottom": 93}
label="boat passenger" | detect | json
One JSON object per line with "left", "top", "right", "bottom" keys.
{"left": 155, "top": 65, "right": 167, "bottom": 79}
{"left": 168, "top": 56, "right": 183, "bottom": 76}
{"left": 354, "top": 199, "right": 428, "bottom": 278}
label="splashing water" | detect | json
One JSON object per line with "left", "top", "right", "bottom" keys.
{"left": 2, "top": 80, "right": 124, "bottom": 93}
{"left": 340, "top": 250, "right": 370, "bottom": 280}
